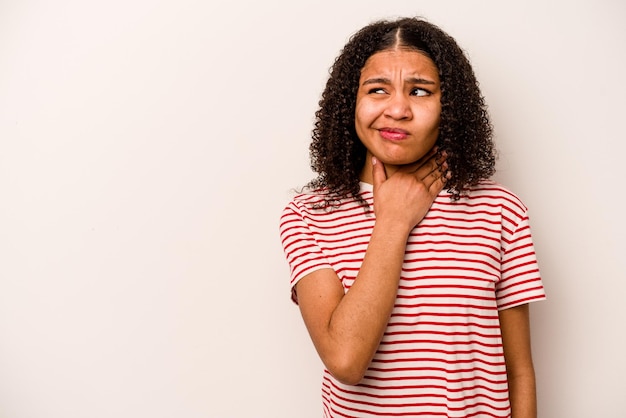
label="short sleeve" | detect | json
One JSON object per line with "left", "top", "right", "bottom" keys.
{"left": 279, "top": 202, "right": 333, "bottom": 304}
{"left": 496, "top": 211, "right": 546, "bottom": 310}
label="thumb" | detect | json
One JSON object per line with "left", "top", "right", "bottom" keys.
{"left": 371, "top": 156, "right": 387, "bottom": 191}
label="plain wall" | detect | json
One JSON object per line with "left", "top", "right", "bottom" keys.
{"left": 1, "top": 1, "right": 625, "bottom": 417}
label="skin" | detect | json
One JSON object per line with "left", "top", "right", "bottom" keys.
{"left": 296, "top": 47, "right": 537, "bottom": 417}
{"left": 355, "top": 48, "right": 441, "bottom": 181}
{"left": 500, "top": 304, "right": 538, "bottom": 418}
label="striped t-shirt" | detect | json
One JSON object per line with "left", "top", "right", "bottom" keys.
{"left": 279, "top": 181, "right": 546, "bottom": 417}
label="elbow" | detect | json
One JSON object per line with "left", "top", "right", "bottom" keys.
{"left": 335, "top": 372, "right": 365, "bottom": 386}
{"left": 324, "top": 353, "right": 368, "bottom": 386}
{"left": 329, "top": 366, "right": 366, "bottom": 386}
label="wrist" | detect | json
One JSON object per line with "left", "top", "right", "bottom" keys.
{"left": 372, "top": 217, "right": 413, "bottom": 240}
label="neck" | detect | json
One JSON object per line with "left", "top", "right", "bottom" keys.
{"left": 359, "top": 152, "right": 402, "bottom": 184}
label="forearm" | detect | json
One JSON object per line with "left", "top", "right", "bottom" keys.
{"left": 323, "top": 219, "right": 410, "bottom": 381}
{"left": 499, "top": 304, "right": 537, "bottom": 418}
{"left": 508, "top": 368, "right": 537, "bottom": 418}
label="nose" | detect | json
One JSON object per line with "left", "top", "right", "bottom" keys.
{"left": 384, "top": 93, "right": 412, "bottom": 120}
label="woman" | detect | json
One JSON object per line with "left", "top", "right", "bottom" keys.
{"left": 280, "top": 17, "right": 545, "bottom": 417}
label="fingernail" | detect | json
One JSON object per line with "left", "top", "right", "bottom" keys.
{"left": 372, "top": 156, "right": 377, "bottom": 165}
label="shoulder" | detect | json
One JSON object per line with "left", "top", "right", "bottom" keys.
{"left": 461, "top": 180, "right": 528, "bottom": 214}
{"left": 284, "top": 185, "right": 370, "bottom": 215}
{"left": 434, "top": 181, "right": 529, "bottom": 224}
{"left": 288, "top": 188, "right": 331, "bottom": 208}
{"left": 280, "top": 188, "right": 333, "bottom": 221}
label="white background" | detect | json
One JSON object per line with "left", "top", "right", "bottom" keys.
{"left": 1, "top": 1, "right": 625, "bottom": 417}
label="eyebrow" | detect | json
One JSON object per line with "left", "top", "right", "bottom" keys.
{"left": 362, "top": 77, "right": 437, "bottom": 86}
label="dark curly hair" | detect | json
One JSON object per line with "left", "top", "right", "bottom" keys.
{"left": 306, "top": 17, "right": 495, "bottom": 204}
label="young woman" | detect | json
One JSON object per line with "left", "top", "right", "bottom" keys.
{"left": 279, "top": 17, "right": 545, "bottom": 417}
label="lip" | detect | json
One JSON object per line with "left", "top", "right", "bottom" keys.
{"left": 378, "top": 127, "right": 409, "bottom": 141}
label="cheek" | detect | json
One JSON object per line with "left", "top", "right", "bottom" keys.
{"left": 418, "top": 105, "right": 441, "bottom": 131}
{"left": 354, "top": 107, "right": 369, "bottom": 134}
{"left": 355, "top": 99, "right": 380, "bottom": 123}
{"left": 432, "top": 114, "right": 441, "bottom": 131}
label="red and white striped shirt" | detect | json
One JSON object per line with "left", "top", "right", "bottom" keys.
{"left": 279, "top": 181, "right": 546, "bottom": 417}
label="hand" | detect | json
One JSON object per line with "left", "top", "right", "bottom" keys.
{"left": 371, "top": 149, "right": 448, "bottom": 231}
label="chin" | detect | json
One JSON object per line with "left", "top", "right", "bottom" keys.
{"left": 381, "top": 157, "right": 419, "bottom": 167}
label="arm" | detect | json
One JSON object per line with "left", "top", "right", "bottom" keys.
{"left": 296, "top": 152, "right": 447, "bottom": 385}
{"left": 499, "top": 303, "right": 537, "bottom": 418}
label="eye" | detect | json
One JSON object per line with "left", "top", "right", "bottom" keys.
{"left": 411, "top": 87, "right": 431, "bottom": 97}
{"left": 367, "top": 87, "right": 387, "bottom": 94}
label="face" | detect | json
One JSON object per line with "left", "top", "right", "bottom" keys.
{"left": 355, "top": 48, "right": 441, "bottom": 181}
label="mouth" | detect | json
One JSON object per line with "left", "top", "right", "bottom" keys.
{"left": 378, "top": 128, "right": 409, "bottom": 141}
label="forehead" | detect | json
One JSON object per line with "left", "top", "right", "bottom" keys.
{"left": 360, "top": 48, "right": 439, "bottom": 79}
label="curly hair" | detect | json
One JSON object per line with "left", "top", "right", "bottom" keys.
{"left": 306, "top": 17, "right": 495, "bottom": 204}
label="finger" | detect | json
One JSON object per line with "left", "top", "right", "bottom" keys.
{"left": 426, "top": 168, "right": 452, "bottom": 196}
{"left": 371, "top": 156, "right": 387, "bottom": 192}
{"left": 409, "top": 155, "right": 443, "bottom": 183}
{"left": 421, "top": 162, "right": 448, "bottom": 190}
